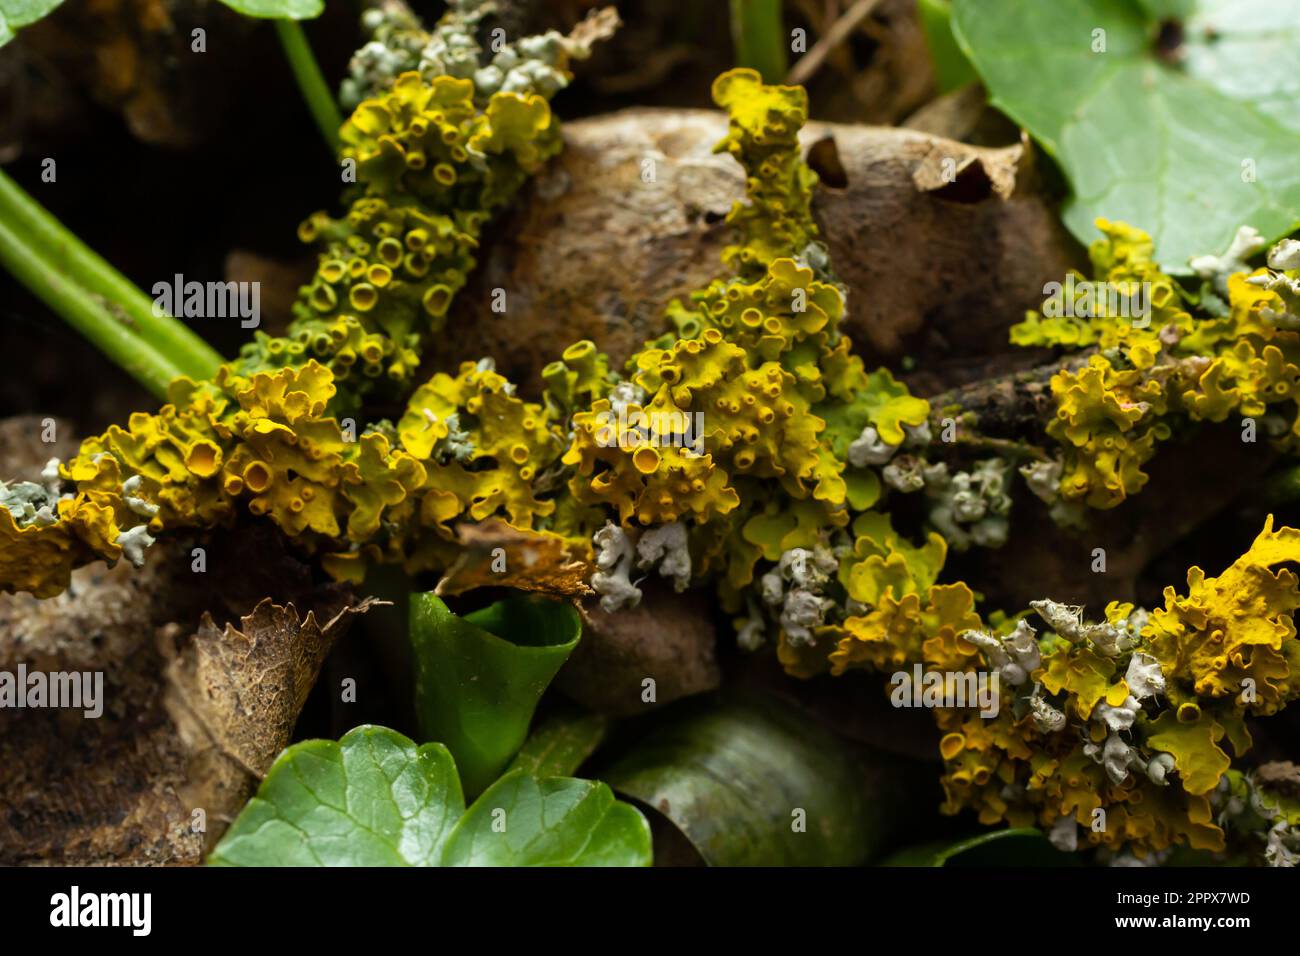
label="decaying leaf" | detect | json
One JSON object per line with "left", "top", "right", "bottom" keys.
{"left": 164, "top": 596, "right": 378, "bottom": 798}
{"left": 435, "top": 519, "right": 594, "bottom": 598}
{"left": 912, "top": 139, "right": 1024, "bottom": 202}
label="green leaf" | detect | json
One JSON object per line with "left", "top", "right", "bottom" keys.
{"left": 506, "top": 704, "right": 609, "bottom": 779}
{"left": 952, "top": 0, "right": 1300, "bottom": 272}
{"left": 208, "top": 727, "right": 465, "bottom": 866}
{"left": 208, "top": 726, "right": 651, "bottom": 866}
{"left": 882, "top": 827, "right": 1081, "bottom": 866}
{"left": 917, "top": 0, "right": 977, "bottom": 93}
{"left": 442, "top": 771, "right": 651, "bottom": 866}
{"left": 0, "top": 1, "right": 66, "bottom": 47}
{"left": 215, "top": 0, "right": 323, "bottom": 19}
{"left": 410, "top": 593, "right": 581, "bottom": 798}
{"left": 603, "top": 693, "right": 890, "bottom": 866}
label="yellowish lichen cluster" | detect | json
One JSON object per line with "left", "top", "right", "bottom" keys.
{"left": 916, "top": 518, "right": 1300, "bottom": 858}
{"left": 0, "top": 67, "right": 941, "bottom": 686}
{"left": 559, "top": 70, "right": 935, "bottom": 667}
{"left": 0, "top": 47, "right": 580, "bottom": 595}
{"left": 232, "top": 70, "right": 562, "bottom": 408}
{"left": 1014, "top": 220, "right": 1300, "bottom": 509}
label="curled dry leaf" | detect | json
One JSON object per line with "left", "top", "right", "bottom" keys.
{"left": 911, "top": 139, "right": 1024, "bottom": 202}
{"left": 163, "top": 596, "right": 379, "bottom": 805}
{"left": 435, "top": 519, "right": 594, "bottom": 598}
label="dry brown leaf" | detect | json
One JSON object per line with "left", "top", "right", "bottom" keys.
{"left": 435, "top": 520, "right": 594, "bottom": 598}
{"left": 164, "top": 597, "right": 377, "bottom": 786}
{"left": 912, "top": 140, "right": 1023, "bottom": 202}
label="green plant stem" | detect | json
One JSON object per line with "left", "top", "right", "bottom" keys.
{"left": 0, "top": 215, "right": 182, "bottom": 399}
{"left": 0, "top": 169, "right": 224, "bottom": 381}
{"left": 730, "top": 0, "right": 788, "bottom": 83}
{"left": 275, "top": 19, "right": 343, "bottom": 155}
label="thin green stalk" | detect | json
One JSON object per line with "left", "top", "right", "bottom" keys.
{"left": 730, "top": 0, "right": 788, "bottom": 83}
{"left": 0, "top": 215, "right": 183, "bottom": 399}
{"left": 0, "top": 169, "right": 224, "bottom": 380}
{"left": 275, "top": 19, "right": 343, "bottom": 155}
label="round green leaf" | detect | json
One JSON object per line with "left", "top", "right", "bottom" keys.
{"left": 208, "top": 726, "right": 465, "bottom": 867}
{"left": 0, "top": 1, "right": 66, "bottom": 46}
{"left": 507, "top": 705, "right": 610, "bottom": 779}
{"left": 442, "top": 771, "right": 652, "bottom": 867}
{"left": 917, "top": 0, "right": 977, "bottom": 93}
{"left": 209, "top": 726, "right": 652, "bottom": 866}
{"left": 952, "top": 0, "right": 1300, "bottom": 272}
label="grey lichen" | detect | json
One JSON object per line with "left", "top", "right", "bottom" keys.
{"left": 1028, "top": 682, "right": 1066, "bottom": 733}
{"left": 759, "top": 545, "right": 838, "bottom": 647}
{"left": 1246, "top": 237, "right": 1300, "bottom": 330}
{"left": 0, "top": 457, "right": 65, "bottom": 529}
{"left": 923, "top": 458, "right": 1011, "bottom": 550}
{"left": 847, "top": 425, "right": 896, "bottom": 468}
{"left": 735, "top": 597, "right": 768, "bottom": 651}
{"left": 962, "top": 618, "right": 1038, "bottom": 687}
{"left": 589, "top": 519, "right": 692, "bottom": 612}
{"left": 635, "top": 521, "right": 691, "bottom": 592}
{"left": 1084, "top": 732, "right": 1139, "bottom": 786}
{"left": 1190, "top": 224, "right": 1266, "bottom": 298}
{"left": 1019, "top": 457, "right": 1087, "bottom": 528}
{"left": 116, "top": 525, "right": 155, "bottom": 569}
{"left": 590, "top": 520, "right": 641, "bottom": 612}
{"left": 341, "top": 1, "right": 433, "bottom": 109}
{"left": 341, "top": 0, "right": 618, "bottom": 109}
{"left": 1030, "top": 598, "right": 1146, "bottom": 657}
{"left": 122, "top": 475, "right": 159, "bottom": 519}
{"left": 432, "top": 411, "right": 476, "bottom": 464}
{"left": 1047, "top": 816, "right": 1078, "bottom": 852}
{"left": 881, "top": 454, "right": 925, "bottom": 493}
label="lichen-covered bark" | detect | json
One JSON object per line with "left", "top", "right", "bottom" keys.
{"left": 0, "top": 429, "right": 369, "bottom": 864}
